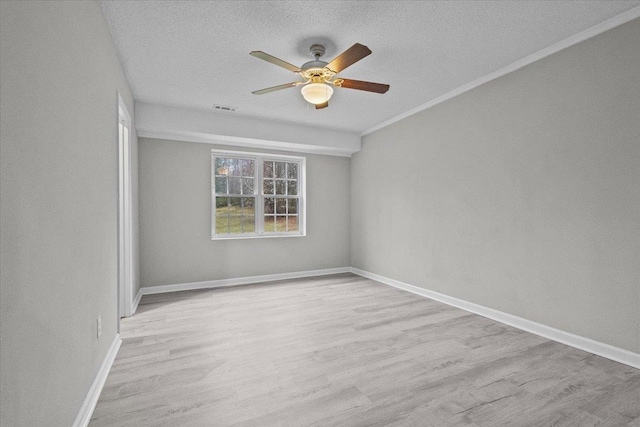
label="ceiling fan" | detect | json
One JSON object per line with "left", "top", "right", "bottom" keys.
{"left": 250, "top": 43, "right": 390, "bottom": 109}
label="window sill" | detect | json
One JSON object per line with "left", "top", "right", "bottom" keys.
{"left": 211, "top": 233, "right": 306, "bottom": 241}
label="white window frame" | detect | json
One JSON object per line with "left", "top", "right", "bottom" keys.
{"left": 211, "top": 149, "right": 306, "bottom": 240}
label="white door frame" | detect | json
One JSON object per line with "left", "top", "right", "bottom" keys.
{"left": 118, "top": 93, "right": 133, "bottom": 318}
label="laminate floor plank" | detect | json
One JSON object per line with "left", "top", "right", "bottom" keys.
{"left": 90, "top": 273, "right": 639, "bottom": 426}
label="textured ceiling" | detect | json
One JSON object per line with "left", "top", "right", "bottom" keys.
{"left": 100, "top": 1, "right": 639, "bottom": 133}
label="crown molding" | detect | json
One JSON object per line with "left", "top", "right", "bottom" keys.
{"left": 362, "top": 6, "right": 640, "bottom": 137}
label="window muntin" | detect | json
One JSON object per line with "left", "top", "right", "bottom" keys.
{"left": 212, "top": 150, "right": 304, "bottom": 239}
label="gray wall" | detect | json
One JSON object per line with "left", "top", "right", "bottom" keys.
{"left": 351, "top": 19, "right": 640, "bottom": 353}
{"left": 0, "top": 1, "right": 139, "bottom": 425}
{"left": 139, "top": 138, "right": 351, "bottom": 287}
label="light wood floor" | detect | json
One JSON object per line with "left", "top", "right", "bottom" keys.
{"left": 90, "top": 274, "right": 640, "bottom": 426}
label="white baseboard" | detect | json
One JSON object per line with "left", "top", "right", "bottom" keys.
{"left": 140, "top": 267, "right": 352, "bottom": 296}
{"left": 73, "top": 334, "right": 122, "bottom": 427}
{"left": 132, "top": 289, "right": 142, "bottom": 314}
{"left": 350, "top": 267, "right": 640, "bottom": 370}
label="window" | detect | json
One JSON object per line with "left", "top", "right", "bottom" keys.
{"left": 212, "top": 150, "right": 305, "bottom": 239}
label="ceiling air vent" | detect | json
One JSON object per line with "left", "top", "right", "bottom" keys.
{"left": 213, "top": 104, "right": 238, "bottom": 112}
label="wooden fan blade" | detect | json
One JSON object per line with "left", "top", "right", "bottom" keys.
{"left": 338, "top": 79, "right": 389, "bottom": 94}
{"left": 315, "top": 101, "right": 329, "bottom": 109}
{"left": 252, "top": 82, "right": 299, "bottom": 95}
{"left": 250, "top": 51, "right": 301, "bottom": 73}
{"left": 326, "top": 43, "right": 372, "bottom": 73}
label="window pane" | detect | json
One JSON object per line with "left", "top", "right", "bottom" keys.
{"left": 287, "top": 199, "right": 297, "bottom": 214}
{"left": 276, "top": 215, "right": 287, "bottom": 232}
{"left": 264, "top": 215, "right": 275, "bottom": 232}
{"left": 229, "top": 197, "right": 241, "bottom": 216}
{"left": 214, "top": 157, "right": 226, "bottom": 173}
{"left": 216, "top": 196, "right": 229, "bottom": 211}
{"left": 242, "top": 178, "right": 254, "bottom": 194}
{"left": 228, "top": 177, "right": 242, "bottom": 194}
{"left": 215, "top": 177, "right": 227, "bottom": 194}
{"left": 242, "top": 197, "right": 255, "bottom": 216}
{"left": 287, "top": 163, "right": 297, "bottom": 179}
{"left": 229, "top": 216, "right": 242, "bottom": 233}
{"left": 215, "top": 214, "right": 229, "bottom": 234}
{"left": 287, "top": 180, "right": 297, "bottom": 195}
{"left": 275, "top": 180, "right": 286, "bottom": 195}
{"left": 223, "top": 158, "right": 233, "bottom": 175}
{"left": 263, "top": 161, "right": 274, "bottom": 178}
{"left": 264, "top": 198, "right": 274, "bottom": 215}
{"left": 276, "top": 198, "right": 286, "bottom": 214}
{"left": 215, "top": 197, "right": 229, "bottom": 234}
{"left": 263, "top": 179, "right": 274, "bottom": 195}
{"left": 275, "top": 162, "right": 286, "bottom": 179}
{"left": 229, "top": 159, "right": 242, "bottom": 176}
{"left": 240, "top": 159, "right": 254, "bottom": 177}
{"left": 287, "top": 216, "right": 298, "bottom": 232}
{"left": 216, "top": 198, "right": 256, "bottom": 235}
{"left": 242, "top": 216, "right": 255, "bottom": 233}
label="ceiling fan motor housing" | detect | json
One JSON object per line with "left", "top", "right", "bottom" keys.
{"left": 301, "top": 60, "right": 328, "bottom": 71}
{"left": 309, "top": 44, "right": 325, "bottom": 59}
{"left": 302, "top": 44, "right": 331, "bottom": 79}
{"left": 302, "top": 44, "right": 329, "bottom": 75}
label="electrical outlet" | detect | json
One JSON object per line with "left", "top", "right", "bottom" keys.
{"left": 97, "top": 315, "right": 102, "bottom": 338}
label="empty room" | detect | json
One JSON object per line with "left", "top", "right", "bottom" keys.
{"left": 1, "top": 1, "right": 639, "bottom": 426}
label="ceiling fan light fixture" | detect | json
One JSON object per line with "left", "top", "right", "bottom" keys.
{"left": 301, "top": 83, "right": 333, "bottom": 105}
{"left": 250, "top": 43, "right": 389, "bottom": 109}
